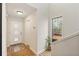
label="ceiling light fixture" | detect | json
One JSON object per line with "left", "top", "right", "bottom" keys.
{"left": 17, "top": 11, "right": 23, "bottom": 15}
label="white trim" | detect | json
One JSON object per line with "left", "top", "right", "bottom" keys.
{"left": 52, "top": 31, "right": 79, "bottom": 45}
{"left": 37, "top": 48, "right": 46, "bottom": 55}
{"left": 23, "top": 42, "right": 38, "bottom": 55}
{"left": 2, "top": 3, "right": 7, "bottom": 56}
{"left": 29, "top": 47, "right": 37, "bottom": 55}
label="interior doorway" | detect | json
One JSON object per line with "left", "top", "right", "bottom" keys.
{"left": 52, "top": 16, "right": 62, "bottom": 42}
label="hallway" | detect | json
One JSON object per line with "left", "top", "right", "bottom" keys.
{"left": 6, "top": 3, "right": 37, "bottom": 56}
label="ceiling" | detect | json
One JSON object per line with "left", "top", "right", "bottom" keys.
{"left": 6, "top": 3, "right": 36, "bottom": 18}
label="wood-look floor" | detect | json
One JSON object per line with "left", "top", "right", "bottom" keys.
{"left": 7, "top": 43, "right": 36, "bottom": 56}
{"left": 53, "top": 35, "right": 62, "bottom": 41}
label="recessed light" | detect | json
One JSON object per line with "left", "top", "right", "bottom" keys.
{"left": 17, "top": 11, "right": 23, "bottom": 15}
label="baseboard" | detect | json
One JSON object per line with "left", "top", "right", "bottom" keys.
{"left": 23, "top": 42, "right": 38, "bottom": 55}
{"left": 29, "top": 47, "right": 37, "bottom": 55}
{"left": 37, "top": 48, "right": 46, "bottom": 55}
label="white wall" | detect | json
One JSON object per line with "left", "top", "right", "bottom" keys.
{"left": 27, "top": 4, "right": 49, "bottom": 54}
{"left": 24, "top": 13, "right": 37, "bottom": 54}
{"left": 36, "top": 4, "right": 49, "bottom": 54}
{"left": 50, "top": 4, "right": 79, "bottom": 55}
{"left": 7, "top": 17, "right": 24, "bottom": 46}
{"left": 50, "top": 3, "right": 79, "bottom": 38}
{"left": 52, "top": 35, "right": 79, "bottom": 56}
